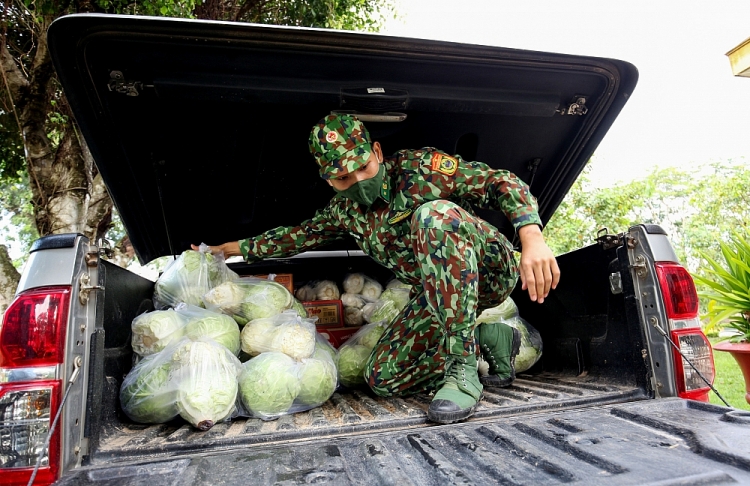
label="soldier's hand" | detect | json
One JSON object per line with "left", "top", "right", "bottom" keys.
{"left": 518, "top": 225, "right": 560, "bottom": 304}
{"left": 190, "top": 241, "right": 242, "bottom": 259}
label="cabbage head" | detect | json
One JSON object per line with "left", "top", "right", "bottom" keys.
{"left": 505, "top": 316, "right": 543, "bottom": 372}
{"left": 270, "top": 322, "right": 316, "bottom": 360}
{"left": 359, "top": 321, "right": 387, "bottom": 349}
{"left": 291, "top": 298, "right": 308, "bottom": 318}
{"left": 203, "top": 281, "right": 247, "bottom": 314}
{"left": 368, "top": 300, "right": 400, "bottom": 325}
{"left": 477, "top": 297, "right": 519, "bottom": 323}
{"left": 360, "top": 278, "right": 383, "bottom": 302}
{"left": 313, "top": 335, "right": 338, "bottom": 364}
{"left": 131, "top": 310, "right": 187, "bottom": 357}
{"left": 296, "top": 357, "right": 337, "bottom": 406}
{"left": 238, "top": 280, "right": 293, "bottom": 321}
{"left": 337, "top": 344, "right": 371, "bottom": 388}
{"left": 238, "top": 352, "right": 300, "bottom": 419}
{"left": 240, "top": 317, "right": 277, "bottom": 356}
{"left": 171, "top": 339, "right": 241, "bottom": 430}
{"left": 184, "top": 313, "right": 241, "bottom": 356}
{"left": 120, "top": 357, "right": 179, "bottom": 424}
{"left": 153, "top": 250, "right": 211, "bottom": 308}
{"left": 379, "top": 288, "right": 410, "bottom": 311}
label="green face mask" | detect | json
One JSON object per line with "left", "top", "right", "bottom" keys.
{"left": 333, "top": 164, "right": 385, "bottom": 206}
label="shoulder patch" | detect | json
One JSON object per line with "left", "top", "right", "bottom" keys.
{"left": 431, "top": 153, "right": 458, "bottom": 176}
{"left": 388, "top": 208, "right": 414, "bottom": 225}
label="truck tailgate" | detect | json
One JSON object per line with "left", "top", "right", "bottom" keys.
{"left": 58, "top": 396, "right": 750, "bottom": 484}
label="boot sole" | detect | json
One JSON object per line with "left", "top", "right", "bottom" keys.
{"left": 427, "top": 394, "right": 483, "bottom": 424}
{"left": 480, "top": 328, "right": 521, "bottom": 388}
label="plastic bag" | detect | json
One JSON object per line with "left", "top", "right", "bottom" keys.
{"left": 236, "top": 344, "right": 338, "bottom": 421}
{"left": 153, "top": 244, "right": 238, "bottom": 309}
{"left": 342, "top": 273, "right": 366, "bottom": 294}
{"left": 240, "top": 310, "right": 318, "bottom": 360}
{"left": 336, "top": 320, "right": 388, "bottom": 388}
{"left": 203, "top": 276, "right": 294, "bottom": 326}
{"left": 120, "top": 336, "right": 242, "bottom": 430}
{"left": 175, "top": 303, "right": 241, "bottom": 356}
{"left": 131, "top": 308, "right": 189, "bottom": 357}
{"left": 476, "top": 297, "right": 542, "bottom": 373}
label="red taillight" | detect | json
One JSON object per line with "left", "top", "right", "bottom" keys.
{"left": 1, "top": 287, "right": 70, "bottom": 485}
{"left": 655, "top": 263, "right": 714, "bottom": 400}
{"left": 1, "top": 286, "right": 70, "bottom": 368}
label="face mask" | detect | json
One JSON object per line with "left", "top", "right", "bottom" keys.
{"left": 334, "top": 163, "right": 385, "bottom": 206}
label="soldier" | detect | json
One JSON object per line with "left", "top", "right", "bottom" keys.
{"left": 195, "top": 113, "right": 560, "bottom": 424}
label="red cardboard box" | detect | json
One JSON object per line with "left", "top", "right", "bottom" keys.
{"left": 302, "top": 300, "right": 361, "bottom": 347}
{"left": 252, "top": 273, "right": 294, "bottom": 295}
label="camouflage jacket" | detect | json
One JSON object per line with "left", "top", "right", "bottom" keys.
{"left": 239, "top": 148, "right": 542, "bottom": 285}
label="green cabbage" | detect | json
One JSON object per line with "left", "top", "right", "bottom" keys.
{"left": 367, "top": 300, "right": 400, "bottom": 325}
{"left": 171, "top": 339, "right": 241, "bottom": 430}
{"left": 477, "top": 297, "right": 519, "bottom": 323}
{"left": 337, "top": 344, "right": 371, "bottom": 388}
{"left": 184, "top": 312, "right": 241, "bottom": 356}
{"left": 379, "top": 288, "right": 410, "bottom": 311}
{"left": 120, "top": 357, "right": 179, "bottom": 424}
{"left": 291, "top": 298, "right": 308, "bottom": 318}
{"left": 296, "top": 357, "right": 337, "bottom": 406}
{"left": 131, "top": 309, "right": 187, "bottom": 357}
{"left": 238, "top": 280, "right": 293, "bottom": 321}
{"left": 505, "top": 316, "right": 543, "bottom": 372}
{"left": 359, "top": 321, "right": 388, "bottom": 349}
{"left": 270, "top": 322, "right": 316, "bottom": 360}
{"left": 203, "top": 281, "right": 247, "bottom": 314}
{"left": 153, "top": 250, "right": 212, "bottom": 308}
{"left": 240, "top": 317, "right": 277, "bottom": 356}
{"left": 238, "top": 352, "right": 301, "bottom": 419}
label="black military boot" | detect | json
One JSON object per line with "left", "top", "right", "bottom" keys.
{"left": 427, "top": 354, "right": 483, "bottom": 424}
{"left": 476, "top": 322, "right": 521, "bottom": 387}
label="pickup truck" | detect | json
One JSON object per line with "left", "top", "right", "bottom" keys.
{"left": 3, "top": 14, "right": 750, "bottom": 486}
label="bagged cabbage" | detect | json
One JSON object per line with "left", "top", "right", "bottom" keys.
{"left": 477, "top": 298, "right": 542, "bottom": 373}
{"left": 291, "top": 298, "right": 308, "bottom": 318}
{"left": 240, "top": 310, "right": 317, "bottom": 360}
{"left": 344, "top": 306, "right": 365, "bottom": 326}
{"left": 362, "top": 299, "right": 400, "bottom": 325}
{"left": 204, "top": 277, "right": 293, "bottom": 326}
{"left": 120, "top": 353, "right": 179, "bottom": 424}
{"left": 341, "top": 293, "right": 366, "bottom": 309}
{"left": 176, "top": 303, "right": 241, "bottom": 356}
{"left": 314, "top": 280, "right": 341, "bottom": 300}
{"left": 153, "top": 245, "right": 237, "bottom": 309}
{"left": 386, "top": 279, "right": 411, "bottom": 290}
{"left": 295, "top": 284, "right": 317, "bottom": 302}
{"left": 238, "top": 352, "right": 301, "bottom": 419}
{"left": 131, "top": 308, "right": 188, "bottom": 357}
{"left": 360, "top": 277, "right": 383, "bottom": 302}
{"left": 296, "top": 349, "right": 338, "bottom": 407}
{"left": 170, "top": 337, "right": 242, "bottom": 430}
{"left": 379, "top": 287, "right": 411, "bottom": 312}
{"left": 342, "top": 273, "right": 366, "bottom": 294}
{"left": 336, "top": 320, "right": 388, "bottom": 388}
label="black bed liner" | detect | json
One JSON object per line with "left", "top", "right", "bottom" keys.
{"left": 62, "top": 398, "right": 750, "bottom": 485}
{"left": 91, "top": 373, "right": 645, "bottom": 465}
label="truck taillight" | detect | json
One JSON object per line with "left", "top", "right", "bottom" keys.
{"left": 1, "top": 287, "right": 70, "bottom": 485}
{"left": 655, "top": 263, "right": 715, "bottom": 401}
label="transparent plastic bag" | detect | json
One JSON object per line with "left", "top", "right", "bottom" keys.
{"left": 236, "top": 346, "right": 338, "bottom": 421}
{"left": 240, "top": 310, "right": 318, "bottom": 360}
{"left": 131, "top": 308, "right": 189, "bottom": 357}
{"left": 175, "top": 303, "right": 241, "bottom": 356}
{"left": 336, "top": 320, "right": 388, "bottom": 388}
{"left": 362, "top": 299, "right": 400, "bottom": 325}
{"left": 120, "top": 335, "right": 242, "bottom": 430}
{"left": 153, "top": 244, "right": 238, "bottom": 309}
{"left": 203, "top": 276, "right": 294, "bottom": 326}
{"left": 476, "top": 297, "right": 542, "bottom": 373}
{"left": 342, "top": 273, "right": 366, "bottom": 294}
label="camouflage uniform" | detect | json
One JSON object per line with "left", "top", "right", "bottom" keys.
{"left": 239, "top": 147, "right": 542, "bottom": 397}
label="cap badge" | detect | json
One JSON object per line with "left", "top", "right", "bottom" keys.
{"left": 326, "top": 131, "right": 338, "bottom": 143}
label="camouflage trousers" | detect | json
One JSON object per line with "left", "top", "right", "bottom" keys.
{"left": 364, "top": 200, "right": 519, "bottom": 397}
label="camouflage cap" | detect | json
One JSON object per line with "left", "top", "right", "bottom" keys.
{"left": 309, "top": 114, "right": 373, "bottom": 179}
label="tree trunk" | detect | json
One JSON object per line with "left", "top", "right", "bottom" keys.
{"left": 0, "top": 244, "right": 21, "bottom": 317}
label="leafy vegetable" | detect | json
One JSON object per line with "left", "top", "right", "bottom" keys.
{"left": 344, "top": 306, "right": 364, "bottom": 326}
{"left": 131, "top": 309, "right": 187, "bottom": 357}
{"left": 183, "top": 310, "right": 241, "bottom": 356}
{"left": 337, "top": 344, "right": 371, "bottom": 388}
{"left": 171, "top": 339, "right": 241, "bottom": 430}
{"left": 291, "top": 298, "right": 308, "bottom": 318}
{"left": 359, "top": 321, "right": 387, "bottom": 349}
{"left": 379, "top": 288, "right": 410, "bottom": 311}
{"left": 367, "top": 300, "right": 400, "bottom": 325}
{"left": 154, "top": 247, "right": 235, "bottom": 308}
{"left": 314, "top": 280, "right": 341, "bottom": 300}
{"left": 342, "top": 273, "right": 366, "bottom": 294}
{"left": 360, "top": 277, "right": 383, "bottom": 302}
{"left": 120, "top": 356, "right": 179, "bottom": 424}
{"left": 270, "top": 321, "right": 316, "bottom": 360}
{"left": 341, "top": 293, "right": 366, "bottom": 309}
{"left": 240, "top": 317, "right": 277, "bottom": 357}
{"left": 238, "top": 352, "right": 300, "bottom": 419}
{"left": 296, "top": 356, "right": 337, "bottom": 406}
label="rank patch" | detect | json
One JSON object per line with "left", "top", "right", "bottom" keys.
{"left": 431, "top": 153, "right": 458, "bottom": 176}
{"left": 388, "top": 208, "right": 414, "bottom": 225}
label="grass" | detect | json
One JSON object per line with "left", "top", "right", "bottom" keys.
{"left": 708, "top": 337, "right": 750, "bottom": 411}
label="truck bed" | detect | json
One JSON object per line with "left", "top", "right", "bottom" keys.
{"left": 90, "top": 372, "right": 645, "bottom": 465}
{"left": 62, "top": 398, "right": 750, "bottom": 485}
